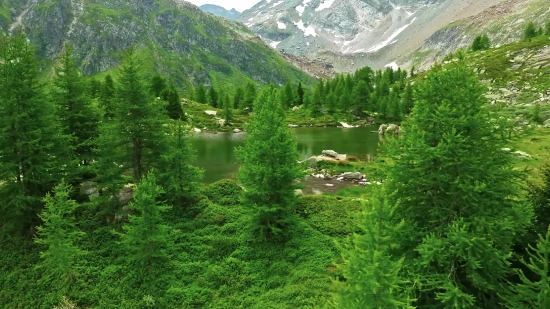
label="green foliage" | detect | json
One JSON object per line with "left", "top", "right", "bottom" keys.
{"left": 525, "top": 21, "right": 538, "bottom": 41}
{"left": 383, "top": 63, "right": 533, "bottom": 308}
{"left": 531, "top": 104, "right": 543, "bottom": 124}
{"left": 52, "top": 44, "right": 100, "bottom": 173}
{"left": 95, "top": 48, "right": 169, "bottom": 198}
{"left": 35, "top": 181, "right": 85, "bottom": 283}
{"left": 503, "top": 226, "right": 550, "bottom": 309}
{"left": 158, "top": 120, "right": 202, "bottom": 209}
{"left": 546, "top": 21, "right": 550, "bottom": 35}
{"left": 0, "top": 32, "right": 70, "bottom": 234}
{"left": 115, "top": 172, "right": 173, "bottom": 268}
{"left": 236, "top": 86, "right": 303, "bottom": 239}
{"left": 149, "top": 75, "right": 167, "bottom": 97}
{"left": 100, "top": 74, "right": 116, "bottom": 119}
{"left": 162, "top": 83, "right": 185, "bottom": 120}
{"left": 195, "top": 84, "right": 207, "bottom": 104}
{"left": 471, "top": 34, "right": 491, "bottom": 51}
{"left": 335, "top": 187, "right": 415, "bottom": 308}
{"left": 53, "top": 296, "right": 79, "bottom": 309}
{"left": 208, "top": 86, "right": 218, "bottom": 108}
{"left": 203, "top": 179, "right": 243, "bottom": 206}
{"left": 527, "top": 163, "right": 550, "bottom": 241}
{"left": 296, "top": 82, "right": 304, "bottom": 106}
{"left": 223, "top": 94, "right": 234, "bottom": 125}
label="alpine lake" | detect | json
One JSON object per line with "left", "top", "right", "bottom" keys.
{"left": 191, "top": 125, "right": 383, "bottom": 195}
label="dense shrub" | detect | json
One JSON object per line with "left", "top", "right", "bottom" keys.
{"left": 202, "top": 179, "right": 243, "bottom": 206}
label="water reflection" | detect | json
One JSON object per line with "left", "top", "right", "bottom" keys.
{"left": 191, "top": 126, "right": 381, "bottom": 183}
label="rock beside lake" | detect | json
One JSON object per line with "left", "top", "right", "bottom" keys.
{"left": 288, "top": 124, "right": 299, "bottom": 128}
{"left": 342, "top": 172, "right": 364, "bottom": 180}
{"left": 379, "top": 123, "right": 402, "bottom": 135}
{"left": 233, "top": 129, "right": 242, "bottom": 133}
{"left": 205, "top": 110, "right": 217, "bottom": 116}
{"left": 339, "top": 122, "right": 357, "bottom": 128}
{"left": 193, "top": 127, "right": 202, "bottom": 133}
{"left": 322, "top": 150, "right": 339, "bottom": 158}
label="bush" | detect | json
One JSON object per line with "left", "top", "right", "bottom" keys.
{"left": 525, "top": 21, "right": 538, "bottom": 41}
{"left": 203, "top": 179, "right": 242, "bottom": 206}
{"left": 471, "top": 34, "right": 490, "bottom": 51}
{"left": 295, "top": 195, "right": 362, "bottom": 236}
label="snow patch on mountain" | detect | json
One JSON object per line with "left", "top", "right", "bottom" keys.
{"left": 277, "top": 21, "right": 286, "bottom": 29}
{"left": 295, "top": 0, "right": 312, "bottom": 16}
{"left": 294, "top": 20, "right": 318, "bottom": 37}
{"left": 367, "top": 17, "right": 417, "bottom": 53}
{"left": 385, "top": 62, "right": 399, "bottom": 70}
{"left": 270, "top": 40, "right": 281, "bottom": 48}
{"left": 315, "top": 0, "right": 336, "bottom": 12}
{"left": 272, "top": 1, "right": 284, "bottom": 8}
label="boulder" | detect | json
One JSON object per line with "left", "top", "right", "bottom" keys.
{"left": 544, "top": 118, "right": 550, "bottom": 128}
{"left": 294, "top": 189, "right": 303, "bottom": 196}
{"left": 204, "top": 110, "right": 217, "bottom": 116}
{"left": 288, "top": 124, "right": 299, "bottom": 128}
{"left": 232, "top": 128, "right": 242, "bottom": 133}
{"left": 378, "top": 124, "right": 388, "bottom": 135}
{"left": 193, "top": 127, "right": 202, "bottom": 133}
{"left": 367, "top": 116, "right": 376, "bottom": 124}
{"left": 322, "top": 150, "right": 339, "bottom": 158}
{"left": 118, "top": 184, "right": 136, "bottom": 203}
{"left": 512, "top": 150, "right": 531, "bottom": 160}
{"left": 292, "top": 106, "right": 301, "bottom": 111}
{"left": 385, "top": 124, "right": 400, "bottom": 134}
{"left": 340, "top": 122, "right": 355, "bottom": 128}
{"left": 80, "top": 181, "right": 99, "bottom": 199}
{"left": 217, "top": 119, "right": 226, "bottom": 127}
{"left": 342, "top": 172, "right": 364, "bottom": 180}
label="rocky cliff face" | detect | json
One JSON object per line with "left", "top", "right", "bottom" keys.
{"left": 239, "top": 0, "right": 547, "bottom": 72}
{"left": 199, "top": 4, "right": 240, "bottom": 20}
{"left": 0, "top": 0, "right": 313, "bottom": 88}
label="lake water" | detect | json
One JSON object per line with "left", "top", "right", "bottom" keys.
{"left": 191, "top": 126, "right": 383, "bottom": 185}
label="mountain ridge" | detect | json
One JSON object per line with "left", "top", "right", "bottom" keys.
{"left": 0, "top": 0, "right": 314, "bottom": 92}
{"left": 199, "top": 4, "right": 241, "bottom": 20}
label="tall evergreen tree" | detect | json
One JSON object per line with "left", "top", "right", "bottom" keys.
{"left": 0, "top": 32, "right": 70, "bottom": 234}
{"left": 158, "top": 121, "right": 202, "bottom": 209}
{"left": 223, "top": 93, "right": 233, "bottom": 125}
{"left": 162, "top": 83, "right": 184, "bottom": 121}
{"left": 194, "top": 84, "right": 207, "bottom": 104}
{"left": 400, "top": 82, "right": 414, "bottom": 115}
{"left": 296, "top": 81, "right": 305, "bottom": 106}
{"left": 339, "top": 90, "right": 351, "bottom": 113}
{"left": 233, "top": 87, "right": 245, "bottom": 109}
{"left": 208, "top": 86, "right": 219, "bottom": 108}
{"left": 311, "top": 86, "right": 323, "bottom": 116}
{"left": 149, "top": 75, "right": 167, "bottom": 97}
{"left": 95, "top": 49, "right": 169, "bottom": 207}
{"left": 236, "top": 87, "right": 303, "bottom": 239}
{"left": 383, "top": 63, "right": 532, "bottom": 308}
{"left": 283, "top": 81, "right": 295, "bottom": 108}
{"left": 336, "top": 187, "right": 415, "bottom": 309}
{"left": 504, "top": 226, "right": 550, "bottom": 309}
{"left": 35, "top": 181, "right": 85, "bottom": 282}
{"left": 351, "top": 80, "right": 370, "bottom": 114}
{"left": 52, "top": 44, "right": 100, "bottom": 172}
{"left": 116, "top": 172, "right": 173, "bottom": 268}
{"left": 326, "top": 92, "right": 337, "bottom": 114}
{"left": 526, "top": 163, "right": 550, "bottom": 241}
{"left": 100, "top": 74, "right": 116, "bottom": 119}
{"left": 241, "top": 82, "right": 257, "bottom": 110}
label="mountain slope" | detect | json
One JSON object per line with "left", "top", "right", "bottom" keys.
{"left": 239, "top": 0, "right": 544, "bottom": 72}
{"left": 199, "top": 4, "right": 240, "bottom": 20}
{"left": 0, "top": 0, "right": 314, "bottom": 91}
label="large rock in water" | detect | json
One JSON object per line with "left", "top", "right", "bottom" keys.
{"left": 386, "top": 124, "right": 400, "bottom": 134}
{"left": 342, "top": 172, "right": 364, "bottom": 180}
{"left": 322, "top": 150, "right": 339, "bottom": 158}
{"left": 378, "top": 124, "right": 388, "bottom": 135}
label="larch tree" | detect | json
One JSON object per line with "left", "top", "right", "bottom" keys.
{"left": 52, "top": 43, "right": 100, "bottom": 175}
{"left": 116, "top": 172, "right": 173, "bottom": 268}
{"left": 0, "top": 31, "right": 70, "bottom": 234}
{"left": 296, "top": 81, "right": 305, "bottom": 106}
{"left": 223, "top": 93, "right": 234, "bottom": 125}
{"left": 236, "top": 86, "right": 303, "bottom": 239}
{"left": 162, "top": 83, "right": 184, "bottom": 121}
{"left": 194, "top": 84, "right": 207, "bottom": 104}
{"left": 158, "top": 120, "right": 202, "bottom": 210}
{"left": 100, "top": 74, "right": 116, "bottom": 120}
{"left": 35, "top": 181, "right": 85, "bottom": 282}
{"left": 208, "top": 86, "right": 218, "bottom": 108}
{"left": 336, "top": 187, "right": 415, "bottom": 309}
{"left": 382, "top": 62, "right": 532, "bottom": 308}
{"left": 95, "top": 48, "right": 169, "bottom": 210}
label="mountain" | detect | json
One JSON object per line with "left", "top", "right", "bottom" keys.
{"left": 238, "top": 0, "right": 549, "bottom": 72}
{"left": 199, "top": 4, "right": 241, "bottom": 20}
{"left": 0, "top": 0, "right": 314, "bottom": 92}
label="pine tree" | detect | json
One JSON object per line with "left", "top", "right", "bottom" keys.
{"left": 311, "top": 86, "right": 323, "bottom": 117}
{"left": 88, "top": 79, "right": 102, "bottom": 98}
{"left": 158, "top": 121, "right": 202, "bottom": 209}
{"left": 283, "top": 81, "right": 295, "bottom": 108}
{"left": 296, "top": 81, "right": 305, "bottom": 106}
{"left": 100, "top": 74, "right": 116, "bottom": 119}
{"left": 149, "top": 75, "right": 167, "bottom": 98}
{"left": 400, "top": 82, "right": 414, "bottom": 115}
{"left": 116, "top": 172, "right": 173, "bottom": 267}
{"left": 195, "top": 84, "right": 207, "bottom": 104}
{"left": 339, "top": 90, "right": 351, "bottom": 113}
{"left": 52, "top": 44, "right": 100, "bottom": 172}
{"left": 351, "top": 80, "right": 370, "bottom": 114}
{"left": 336, "top": 187, "right": 415, "bottom": 309}
{"left": 503, "top": 226, "right": 550, "bottom": 309}
{"left": 162, "top": 83, "right": 184, "bottom": 120}
{"left": 326, "top": 92, "right": 337, "bottom": 114}
{"left": 241, "top": 82, "right": 257, "bottom": 110}
{"left": 95, "top": 49, "right": 169, "bottom": 206}
{"left": 223, "top": 93, "right": 234, "bottom": 125}
{"left": 35, "top": 181, "right": 85, "bottom": 282}
{"left": 236, "top": 87, "right": 303, "bottom": 239}
{"left": 303, "top": 93, "right": 311, "bottom": 110}
{"left": 233, "top": 87, "right": 244, "bottom": 109}
{"left": 208, "top": 86, "right": 219, "bottom": 108}
{"left": 0, "top": 32, "right": 70, "bottom": 234}
{"left": 383, "top": 63, "right": 532, "bottom": 308}
{"left": 525, "top": 21, "right": 538, "bottom": 41}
